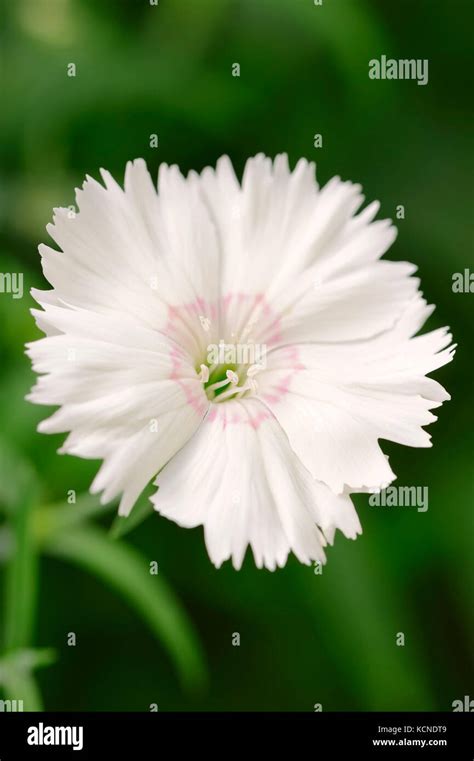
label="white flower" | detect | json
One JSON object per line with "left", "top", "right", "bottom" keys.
{"left": 27, "top": 154, "right": 455, "bottom": 570}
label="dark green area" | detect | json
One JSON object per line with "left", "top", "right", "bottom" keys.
{"left": 0, "top": 0, "right": 472, "bottom": 711}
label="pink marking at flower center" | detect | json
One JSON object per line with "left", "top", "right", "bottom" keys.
{"left": 259, "top": 346, "right": 304, "bottom": 405}
{"left": 164, "top": 292, "right": 283, "bottom": 355}
{"left": 206, "top": 403, "right": 272, "bottom": 429}
{"left": 164, "top": 294, "right": 301, "bottom": 411}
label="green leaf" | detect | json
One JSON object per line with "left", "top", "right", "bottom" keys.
{"left": 0, "top": 442, "right": 46, "bottom": 711}
{"left": 109, "top": 486, "right": 154, "bottom": 540}
{"left": 42, "top": 524, "right": 207, "bottom": 693}
{"left": 0, "top": 647, "right": 56, "bottom": 675}
{"left": 0, "top": 648, "right": 56, "bottom": 712}
{"left": 3, "top": 497, "right": 39, "bottom": 652}
{"left": 1, "top": 668, "right": 43, "bottom": 711}
{"left": 0, "top": 441, "right": 41, "bottom": 653}
{"left": 34, "top": 492, "right": 117, "bottom": 543}
{"left": 0, "top": 438, "right": 40, "bottom": 516}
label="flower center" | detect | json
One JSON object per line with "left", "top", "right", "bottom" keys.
{"left": 166, "top": 293, "right": 278, "bottom": 404}
{"left": 197, "top": 344, "right": 266, "bottom": 404}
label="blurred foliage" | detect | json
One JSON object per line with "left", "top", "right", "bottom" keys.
{"left": 0, "top": 0, "right": 472, "bottom": 710}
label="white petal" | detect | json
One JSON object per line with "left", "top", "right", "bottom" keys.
{"left": 152, "top": 399, "right": 360, "bottom": 570}
{"left": 258, "top": 301, "right": 455, "bottom": 493}
{"left": 26, "top": 307, "right": 208, "bottom": 516}
{"left": 39, "top": 159, "right": 220, "bottom": 357}
{"left": 197, "top": 154, "right": 398, "bottom": 308}
{"left": 198, "top": 153, "right": 319, "bottom": 296}
{"left": 267, "top": 260, "right": 418, "bottom": 346}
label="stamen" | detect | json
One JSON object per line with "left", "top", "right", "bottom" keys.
{"left": 205, "top": 370, "right": 240, "bottom": 401}
{"left": 236, "top": 377, "right": 258, "bottom": 399}
{"left": 200, "top": 358, "right": 261, "bottom": 404}
{"left": 198, "top": 364, "right": 209, "bottom": 383}
{"left": 216, "top": 377, "right": 258, "bottom": 403}
{"left": 226, "top": 370, "right": 239, "bottom": 385}
{"left": 206, "top": 377, "right": 231, "bottom": 394}
{"left": 247, "top": 377, "right": 259, "bottom": 393}
{"left": 246, "top": 363, "right": 264, "bottom": 378}
{"left": 215, "top": 384, "right": 248, "bottom": 402}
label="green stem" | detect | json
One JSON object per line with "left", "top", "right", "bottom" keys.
{"left": 0, "top": 446, "right": 43, "bottom": 710}
{"left": 4, "top": 487, "right": 38, "bottom": 652}
{"left": 2, "top": 666, "right": 44, "bottom": 711}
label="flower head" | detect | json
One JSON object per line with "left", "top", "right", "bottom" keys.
{"left": 27, "top": 154, "right": 455, "bottom": 569}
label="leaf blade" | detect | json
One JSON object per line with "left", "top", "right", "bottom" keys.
{"left": 42, "top": 524, "right": 207, "bottom": 693}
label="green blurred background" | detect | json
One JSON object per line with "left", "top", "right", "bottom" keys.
{"left": 0, "top": 0, "right": 472, "bottom": 711}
